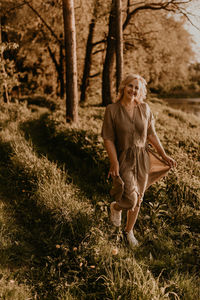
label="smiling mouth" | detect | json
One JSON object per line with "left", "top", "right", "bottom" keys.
{"left": 128, "top": 92, "right": 137, "bottom": 97}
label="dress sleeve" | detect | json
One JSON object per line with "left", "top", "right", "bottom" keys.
{"left": 101, "top": 105, "right": 116, "bottom": 143}
{"left": 147, "top": 109, "right": 156, "bottom": 136}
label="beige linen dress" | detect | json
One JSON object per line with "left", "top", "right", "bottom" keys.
{"left": 101, "top": 101, "right": 170, "bottom": 209}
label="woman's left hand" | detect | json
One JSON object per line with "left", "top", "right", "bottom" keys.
{"left": 163, "top": 154, "right": 177, "bottom": 168}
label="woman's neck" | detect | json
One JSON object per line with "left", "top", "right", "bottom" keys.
{"left": 120, "top": 96, "right": 138, "bottom": 106}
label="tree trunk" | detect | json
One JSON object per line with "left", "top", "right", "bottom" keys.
{"left": 102, "top": 0, "right": 116, "bottom": 106}
{"left": 102, "top": 0, "right": 181, "bottom": 106}
{"left": 0, "top": 16, "right": 10, "bottom": 103}
{"left": 47, "top": 44, "right": 64, "bottom": 99}
{"left": 115, "top": 0, "right": 123, "bottom": 93}
{"left": 59, "top": 44, "right": 64, "bottom": 99}
{"left": 80, "top": 19, "right": 96, "bottom": 103}
{"left": 62, "top": 0, "right": 78, "bottom": 123}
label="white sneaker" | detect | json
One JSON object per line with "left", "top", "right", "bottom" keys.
{"left": 110, "top": 202, "right": 122, "bottom": 227}
{"left": 126, "top": 231, "right": 139, "bottom": 248}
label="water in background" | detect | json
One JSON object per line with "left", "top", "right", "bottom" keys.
{"left": 162, "top": 98, "right": 200, "bottom": 117}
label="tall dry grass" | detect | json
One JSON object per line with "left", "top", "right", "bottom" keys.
{"left": 0, "top": 99, "right": 199, "bottom": 299}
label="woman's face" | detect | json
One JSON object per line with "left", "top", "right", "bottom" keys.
{"left": 124, "top": 79, "right": 140, "bottom": 101}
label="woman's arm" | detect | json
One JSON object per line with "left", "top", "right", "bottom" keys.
{"left": 103, "top": 139, "right": 119, "bottom": 177}
{"left": 148, "top": 133, "right": 177, "bottom": 168}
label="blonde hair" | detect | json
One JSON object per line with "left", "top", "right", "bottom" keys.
{"left": 117, "top": 73, "right": 147, "bottom": 103}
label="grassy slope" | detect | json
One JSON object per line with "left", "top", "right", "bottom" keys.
{"left": 0, "top": 98, "right": 199, "bottom": 299}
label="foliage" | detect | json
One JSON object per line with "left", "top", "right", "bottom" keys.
{"left": 123, "top": 11, "right": 194, "bottom": 92}
{"left": 0, "top": 42, "right": 19, "bottom": 101}
{"left": 1, "top": 0, "right": 199, "bottom": 100}
{"left": 1, "top": 0, "right": 96, "bottom": 97}
{"left": 188, "top": 62, "right": 200, "bottom": 89}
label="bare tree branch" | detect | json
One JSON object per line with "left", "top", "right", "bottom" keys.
{"left": 2, "top": 1, "right": 64, "bottom": 46}
{"left": 127, "top": 0, "right": 131, "bottom": 15}
{"left": 175, "top": 4, "right": 200, "bottom": 32}
{"left": 124, "top": 30, "right": 159, "bottom": 36}
{"left": 89, "top": 72, "right": 101, "bottom": 78}
{"left": 92, "top": 49, "right": 104, "bottom": 55}
{"left": 124, "top": 41, "right": 135, "bottom": 48}
{"left": 1, "top": 2, "right": 27, "bottom": 15}
{"left": 92, "top": 39, "right": 106, "bottom": 46}
{"left": 23, "top": 0, "right": 62, "bottom": 45}
{"left": 123, "top": 0, "right": 195, "bottom": 31}
{"left": 47, "top": 45, "right": 60, "bottom": 72}
{"left": 123, "top": 2, "right": 173, "bottom": 30}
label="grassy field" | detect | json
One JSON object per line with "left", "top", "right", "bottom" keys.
{"left": 0, "top": 96, "right": 199, "bottom": 299}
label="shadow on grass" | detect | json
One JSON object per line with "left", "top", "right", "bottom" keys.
{"left": 20, "top": 113, "right": 110, "bottom": 198}
{"left": 19, "top": 95, "right": 59, "bottom": 111}
{"left": 0, "top": 140, "right": 94, "bottom": 299}
{"left": 16, "top": 112, "right": 200, "bottom": 286}
{"left": 20, "top": 114, "right": 200, "bottom": 276}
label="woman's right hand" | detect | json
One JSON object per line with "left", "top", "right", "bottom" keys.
{"left": 108, "top": 161, "right": 119, "bottom": 178}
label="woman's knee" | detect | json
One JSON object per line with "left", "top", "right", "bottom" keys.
{"left": 129, "top": 191, "right": 139, "bottom": 211}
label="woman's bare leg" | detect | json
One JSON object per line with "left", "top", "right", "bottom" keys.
{"left": 125, "top": 206, "right": 140, "bottom": 232}
{"left": 125, "top": 192, "right": 141, "bottom": 232}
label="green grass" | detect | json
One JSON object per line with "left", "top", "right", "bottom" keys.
{"left": 0, "top": 99, "right": 199, "bottom": 299}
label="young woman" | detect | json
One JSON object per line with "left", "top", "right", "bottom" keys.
{"left": 101, "top": 74, "right": 177, "bottom": 248}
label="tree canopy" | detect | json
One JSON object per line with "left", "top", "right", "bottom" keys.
{"left": 1, "top": 0, "right": 199, "bottom": 111}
